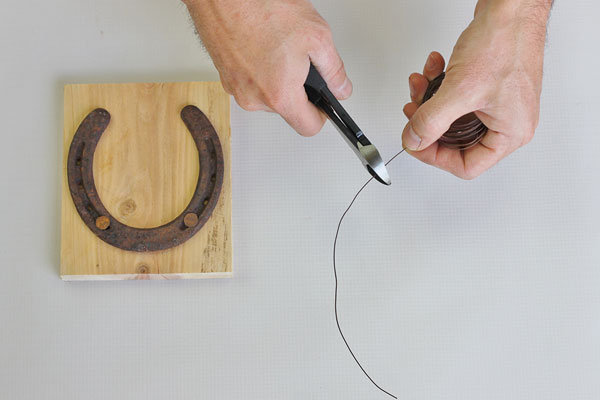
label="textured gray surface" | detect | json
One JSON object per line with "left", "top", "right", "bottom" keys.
{"left": 1, "top": 1, "right": 599, "bottom": 399}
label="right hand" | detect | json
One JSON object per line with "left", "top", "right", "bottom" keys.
{"left": 183, "top": 0, "right": 352, "bottom": 136}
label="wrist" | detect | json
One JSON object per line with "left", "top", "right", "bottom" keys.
{"left": 481, "top": 0, "right": 552, "bottom": 24}
{"left": 477, "top": 0, "right": 551, "bottom": 47}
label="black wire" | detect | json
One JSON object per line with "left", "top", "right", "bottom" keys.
{"left": 332, "top": 148, "right": 405, "bottom": 399}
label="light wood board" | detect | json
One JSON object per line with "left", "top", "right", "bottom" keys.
{"left": 60, "top": 82, "right": 231, "bottom": 280}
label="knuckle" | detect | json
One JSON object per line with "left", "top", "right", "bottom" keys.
{"left": 521, "top": 127, "right": 536, "bottom": 146}
{"left": 264, "top": 89, "right": 287, "bottom": 113}
{"left": 290, "top": 111, "right": 324, "bottom": 137}
{"left": 460, "top": 167, "right": 479, "bottom": 181}
{"left": 310, "top": 25, "right": 333, "bottom": 49}
{"left": 301, "top": 124, "right": 321, "bottom": 137}
{"left": 520, "top": 115, "right": 539, "bottom": 146}
{"left": 236, "top": 96, "right": 261, "bottom": 112}
{"left": 218, "top": 77, "right": 234, "bottom": 95}
{"left": 327, "top": 61, "right": 346, "bottom": 82}
{"left": 456, "top": 82, "right": 483, "bottom": 108}
{"left": 444, "top": 70, "right": 486, "bottom": 107}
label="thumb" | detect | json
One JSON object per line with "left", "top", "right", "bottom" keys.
{"left": 309, "top": 41, "right": 353, "bottom": 100}
{"left": 402, "top": 76, "right": 478, "bottom": 151}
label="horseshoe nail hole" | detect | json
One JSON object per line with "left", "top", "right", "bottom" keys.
{"left": 95, "top": 215, "right": 110, "bottom": 230}
{"left": 203, "top": 198, "right": 209, "bottom": 206}
{"left": 210, "top": 174, "right": 216, "bottom": 183}
{"left": 136, "top": 264, "right": 150, "bottom": 274}
{"left": 184, "top": 212, "right": 199, "bottom": 228}
{"left": 136, "top": 244, "right": 148, "bottom": 252}
{"left": 76, "top": 158, "right": 82, "bottom": 166}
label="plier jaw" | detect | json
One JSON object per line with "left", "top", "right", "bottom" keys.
{"left": 304, "top": 64, "right": 391, "bottom": 185}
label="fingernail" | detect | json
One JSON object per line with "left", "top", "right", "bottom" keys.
{"left": 402, "top": 123, "right": 422, "bottom": 151}
{"left": 337, "top": 77, "right": 351, "bottom": 96}
{"left": 425, "top": 53, "right": 437, "bottom": 70}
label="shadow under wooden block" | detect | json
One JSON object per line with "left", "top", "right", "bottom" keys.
{"left": 60, "top": 82, "right": 231, "bottom": 280}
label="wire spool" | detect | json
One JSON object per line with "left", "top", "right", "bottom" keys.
{"left": 422, "top": 72, "right": 488, "bottom": 150}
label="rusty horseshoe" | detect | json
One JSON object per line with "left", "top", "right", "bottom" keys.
{"left": 67, "top": 105, "right": 224, "bottom": 252}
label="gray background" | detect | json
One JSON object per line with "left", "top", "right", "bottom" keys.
{"left": 1, "top": 0, "right": 599, "bottom": 399}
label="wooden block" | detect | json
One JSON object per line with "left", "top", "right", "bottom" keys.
{"left": 60, "top": 82, "right": 231, "bottom": 280}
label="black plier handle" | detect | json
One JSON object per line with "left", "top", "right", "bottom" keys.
{"left": 304, "top": 64, "right": 369, "bottom": 148}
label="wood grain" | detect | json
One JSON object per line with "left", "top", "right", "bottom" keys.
{"left": 60, "top": 82, "right": 231, "bottom": 280}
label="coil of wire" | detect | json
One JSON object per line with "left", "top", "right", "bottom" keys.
{"left": 422, "top": 72, "right": 488, "bottom": 150}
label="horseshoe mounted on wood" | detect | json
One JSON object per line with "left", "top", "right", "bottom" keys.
{"left": 67, "top": 105, "right": 224, "bottom": 252}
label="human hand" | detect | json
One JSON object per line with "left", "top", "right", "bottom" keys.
{"left": 183, "top": 0, "right": 352, "bottom": 136}
{"left": 402, "top": 0, "right": 552, "bottom": 179}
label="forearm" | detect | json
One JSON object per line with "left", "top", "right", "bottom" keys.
{"left": 182, "top": 0, "right": 261, "bottom": 71}
{"left": 183, "top": 0, "right": 275, "bottom": 31}
{"left": 471, "top": 0, "right": 552, "bottom": 82}
{"left": 181, "top": 0, "right": 235, "bottom": 39}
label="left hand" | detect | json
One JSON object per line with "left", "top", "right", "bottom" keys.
{"left": 402, "top": 0, "right": 552, "bottom": 179}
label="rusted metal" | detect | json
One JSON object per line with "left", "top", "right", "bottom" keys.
{"left": 95, "top": 215, "right": 110, "bottom": 230}
{"left": 67, "top": 105, "right": 224, "bottom": 252}
{"left": 183, "top": 212, "right": 199, "bottom": 228}
{"left": 423, "top": 72, "right": 488, "bottom": 150}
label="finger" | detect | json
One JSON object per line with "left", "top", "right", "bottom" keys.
{"left": 422, "top": 51, "right": 445, "bottom": 81}
{"left": 251, "top": 104, "right": 275, "bottom": 112}
{"left": 403, "top": 102, "right": 418, "bottom": 119}
{"left": 250, "top": 104, "right": 274, "bottom": 112}
{"left": 309, "top": 41, "right": 353, "bottom": 100}
{"left": 458, "top": 137, "right": 508, "bottom": 179}
{"left": 401, "top": 74, "right": 481, "bottom": 151}
{"left": 458, "top": 129, "right": 514, "bottom": 178}
{"left": 276, "top": 87, "right": 327, "bottom": 137}
{"left": 408, "top": 73, "right": 429, "bottom": 104}
{"left": 406, "top": 129, "right": 511, "bottom": 179}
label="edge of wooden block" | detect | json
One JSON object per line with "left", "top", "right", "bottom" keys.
{"left": 61, "top": 272, "right": 233, "bottom": 281}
